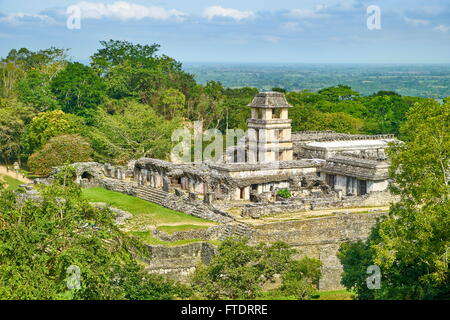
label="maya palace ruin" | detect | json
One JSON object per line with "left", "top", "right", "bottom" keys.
{"left": 38, "top": 91, "right": 398, "bottom": 290}
{"left": 67, "top": 91, "right": 396, "bottom": 220}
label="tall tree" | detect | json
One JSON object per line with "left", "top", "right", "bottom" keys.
{"left": 16, "top": 70, "right": 60, "bottom": 112}
{"left": 51, "top": 62, "right": 106, "bottom": 116}
{"left": 87, "top": 102, "right": 181, "bottom": 164}
{"left": 338, "top": 99, "right": 450, "bottom": 300}
{"left": 21, "top": 110, "right": 83, "bottom": 158}
{"left": 0, "top": 103, "right": 35, "bottom": 164}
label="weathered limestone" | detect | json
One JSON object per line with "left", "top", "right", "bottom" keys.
{"left": 251, "top": 211, "right": 387, "bottom": 290}
{"left": 144, "top": 242, "right": 217, "bottom": 282}
{"left": 145, "top": 212, "right": 384, "bottom": 290}
{"left": 247, "top": 92, "right": 294, "bottom": 162}
{"left": 43, "top": 91, "right": 401, "bottom": 292}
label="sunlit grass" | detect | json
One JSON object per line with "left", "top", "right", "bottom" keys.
{"left": 81, "top": 187, "right": 213, "bottom": 226}
{"left": 157, "top": 225, "right": 210, "bottom": 234}
{"left": 0, "top": 175, "right": 23, "bottom": 191}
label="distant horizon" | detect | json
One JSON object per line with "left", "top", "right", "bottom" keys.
{"left": 181, "top": 61, "right": 450, "bottom": 65}
{"left": 69, "top": 58, "right": 450, "bottom": 67}
{"left": 183, "top": 63, "right": 450, "bottom": 98}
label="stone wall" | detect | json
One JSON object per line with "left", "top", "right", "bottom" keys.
{"left": 153, "top": 223, "right": 254, "bottom": 242}
{"left": 144, "top": 212, "right": 385, "bottom": 290}
{"left": 143, "top": 242, "right": 217, "bottom": 282}
{"left": 250, "top": 211, "right": 386, "bottom": 290}
{"left": 242, "top": 191, "right": 394, "bottom": 218}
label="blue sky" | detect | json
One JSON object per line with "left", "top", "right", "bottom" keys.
{"left": 1, "top": 0, "right": 450, "bottom": 63}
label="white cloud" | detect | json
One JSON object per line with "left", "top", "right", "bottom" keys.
{"left": 287, "top": 6, "right": 330, "bottom": 19}
{"left": 71, "top": 1, "right": 186, "bottom": 21}
{"left": 403, "top": 16, "right": 430, "bottom": 26}
{"left": 0, "top": 13, "right": 55, "bottom": 25}
{"left": 203, "top": 6, "right": 255, "bottom": 21}
{"left": 282, "top": 22, "right": 303, "bottom": 32}
{"left": 262, "top": 35, "right": 280, "bottom": 43}
{"left": 435, "top": 25, "right": 450, "bottom": 32}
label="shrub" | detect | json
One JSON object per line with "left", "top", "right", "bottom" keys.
{"left": 277, "top": 188, "right": 292, "bottom": 199}
{"left": 191, "top": 238, "right": 296, "bottom": 300}
{"left": 279, "top": 257, "right": 322, "bottom": 299}
{"left": 28, "top": 134, "right": 93, "bottom": 175}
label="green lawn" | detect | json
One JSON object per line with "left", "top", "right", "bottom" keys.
{"left": 157, "top": 224, "right": 210, "bottom": 234}
{"left": 130, "top": 231, "right": 222, "bottom": 247}
{"left": 0, "top": 175, "right": 23, "bottom": 191}
{"left": 258, "top": 289, "right": 354, "bottom": 300}
{"left": 313, "top": 289, "right": 354, "bottom": 300}
{"left": 81, "top": 187, "right": 217, "bottom": 245}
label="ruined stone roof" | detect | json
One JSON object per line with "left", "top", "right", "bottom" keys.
{"left": 136, "top": 158, "right": 234, "bottom": 184}
{"left": 208, "top": 160, "right": 322, "bottom": 173}
{"left": 233, "top": 175, "right": 292, "bottom": 187}
{"left": 321, "top": 155, "right": 389, "bottom": 180}
{"left": 306, "top": 139, "right": 392, "bottom": 150}
{"left": 292, "top": 132, "right": 396, "bottom": 143}
{"left": 247, "top": 91, "right": 292, "bottom": 109}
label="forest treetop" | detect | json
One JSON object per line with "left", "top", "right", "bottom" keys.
{"left": 0, "top": 40, "right": 441, "bottom": 172}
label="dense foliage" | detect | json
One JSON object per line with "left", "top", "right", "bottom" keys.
{"left": 338, "top": 100, "right": 450, "bottom": 300}
{"left": 28, "top": 135, "right": 93, "bottom": 175}
{"left": 0, "top": 167, "right": 190, "bottom": 300}
{"left": 191, "top": 238, "right": 321, "bottom": 300}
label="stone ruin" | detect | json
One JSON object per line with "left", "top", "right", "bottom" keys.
{"left": 34, "top": 92, "right": 401, "bottom": 291}
{"left": 43, "top": 92, "right": 397, "bottom": 220}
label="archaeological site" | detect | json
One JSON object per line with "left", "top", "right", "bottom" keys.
{"left": 34, "top": 91, "right": 398, "bottom": 290}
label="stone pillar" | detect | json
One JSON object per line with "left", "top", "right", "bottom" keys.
{"left": 257, "top": 184, "right": 263, "bottom": 194}
{"left": 243, "top": 186, "right": 250, "bottom": 200}
{"left": 156, "top": 172, "right": 163, "bottom": 188}
{"left": 141, "top": 169, "right": 148, "bottom": 184}
{"left": 195, "top": 181, "right": 204, "bottom": 194}
{"left": 248, "top": 128, "right": 258, "bottom": 164}
{"left": 204, "top": 192, "right": 214, "bottom": 205}
{"left": 189, "top": 178, "right": 195, "bottom": 192}
{"left": 163, "top": 177, "right": 171, "bottom": 192}
{"left": 234, "top": 188, "right": 241, "bottom": 200}
{"left": 150, "top": 172, "right": 155, "bottom": 187}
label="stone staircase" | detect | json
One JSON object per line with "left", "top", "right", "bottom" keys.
{"left": 134, "top": 187, "right": 168, "bottom": 204}
{"left": 133, "top": 186, "right": 234, "bottom": 223}
{"left": 99, "top": 178, "right": 234, "bottom": 223}
{"left": 219, "top": 223, "right": 254, "bottom": 241}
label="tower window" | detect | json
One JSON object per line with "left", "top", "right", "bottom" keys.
{"left": 272, "top": 109, "right": 282, "bottom": 119}
{"left": 258, "top": 109, "right": 264, "bottom": 119}
{"left": 278, "top": 151, "right": 284, "bottom": 161}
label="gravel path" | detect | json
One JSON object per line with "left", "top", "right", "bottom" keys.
{"left": 0, "top": 166, "right": 32, "bottom": 184}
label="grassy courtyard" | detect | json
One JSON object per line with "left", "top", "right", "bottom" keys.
{"left": 0, "top": 174, "right": 24, "bottom": 191}
{"left": 81, "top": 187, "right": 217, "bottom": 246}
{"left": 258, "top": 289, "right": 354, "bottom": 300}
{"left": 82, "top": 187, "right": 214, "bottom": 225}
